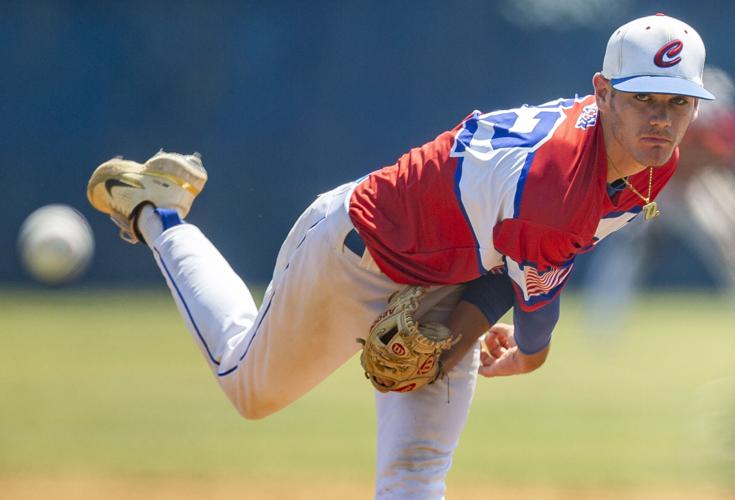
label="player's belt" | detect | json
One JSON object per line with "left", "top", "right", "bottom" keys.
{"left": 344, "top": 228, "right": 366, "bottom": 257}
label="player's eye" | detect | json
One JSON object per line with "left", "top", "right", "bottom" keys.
{"left": 671, "top": 96, "right": 690, "bottom": 105}
{"left": 634, "top": 94, "right": 651, "bottom": 102}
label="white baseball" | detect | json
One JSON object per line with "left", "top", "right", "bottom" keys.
{"left": 18, "top": 204, "right": 95, "bottom": 284}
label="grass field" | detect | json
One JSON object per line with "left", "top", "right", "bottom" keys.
{"left": 1, "top": 288, "right": 734, "bottom": 499}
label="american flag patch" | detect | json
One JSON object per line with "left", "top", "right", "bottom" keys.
{"left": 523, "top": 264, "right": 573, "bottom": 298}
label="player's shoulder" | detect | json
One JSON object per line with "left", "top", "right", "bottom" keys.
{"left": 528, "top": 94, "right": 599, "bottom": 135}
{"left": 450, "top": 95, "right": 598, "bottom": 159}
{"left": 468, "top": 94, "right": 595, "bottom": 118}
{"left": 458, "top": 94, "right": 598, "bottom": 140}
{"left": 520, "top": 95, "right": 602, "bottom": 177}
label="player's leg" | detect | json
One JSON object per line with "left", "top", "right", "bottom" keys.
{"left": 88, "top": 152, "right": 261, "bottom": 376}
{"left": 203, "top": 181, "right": 400, "bottom": 417}
{"left": 144, "top": 216, "right": 261, "bottom": 375}
{"left": 88, "top": 155, "right": 400, "bottom": 418}
{"left": 374, "top": 286, "right": 482, "bottom": 500}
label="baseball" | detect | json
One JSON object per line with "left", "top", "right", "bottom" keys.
{"left": 18, "top": 204, "right": 95, "bottom": 284}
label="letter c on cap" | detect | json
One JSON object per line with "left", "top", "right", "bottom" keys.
{"left": 654, "top": 40, "right": 683, "bottom": 68}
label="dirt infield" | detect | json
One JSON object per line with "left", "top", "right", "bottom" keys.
{"left": 1, "top": 476, "right": 733, "bottom": 500}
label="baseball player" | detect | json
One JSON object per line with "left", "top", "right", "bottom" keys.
{"left": 87, "top": 14, "right": 713, "bottom": 499}
{"left": 582, "top": 66, "right": 735, "bottom": 334}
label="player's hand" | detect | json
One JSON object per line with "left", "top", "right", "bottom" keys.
{"left": 481, "top": 323, "right": 516, "bottom": 358}
{"left": 479, "top": 323, "right": 548, "bottom": 377}
{"left": 478, "top": 323, "right": 518, "bottom": 377}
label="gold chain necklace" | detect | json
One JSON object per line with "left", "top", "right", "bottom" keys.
{"left": 609, "top": 161, "right": 661, "bottom": 220}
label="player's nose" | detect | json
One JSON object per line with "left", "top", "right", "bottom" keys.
{"left": 648, "top": 104, "right": 672, "bottom": 128}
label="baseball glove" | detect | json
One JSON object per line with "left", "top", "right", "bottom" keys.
{"left": 357, "top": 286, "right": 459, "bottom": 393}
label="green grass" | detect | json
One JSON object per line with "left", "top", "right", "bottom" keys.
{"left": 0, "top": 288, "right": 733, "bottom": 490}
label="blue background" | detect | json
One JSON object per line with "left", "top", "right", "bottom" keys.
{"left": 3, "top": 1, "right": 731, "bottom": 286}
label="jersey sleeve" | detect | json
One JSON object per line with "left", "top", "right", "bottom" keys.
{"left": 493, "top": 218, "right": 581, "bottom": 312}
{"left": 460, "top": 272, "right": 515, "bottom": 326}
{"left": 513, "top": 293, "right": 560, "bottom": 354}
{"left": 460, "top": 271, "right": 560, "bottom": 355}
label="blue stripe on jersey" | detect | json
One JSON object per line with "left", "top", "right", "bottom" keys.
{"left": 295, "top": 215, "right": 326, "bottom": 250}
{"left": 454, "top": 113, "right": 479, "bottom": 153}
{"left": 603, "top": 206, "right": 642, "bottom": 218}
{"left": 453, "top": 158, "right": 486, "bottom": 275}
{"left": 513, "top": 152, "right": 536, "bottom": 218}
{"left": 489, "top": 110, "right": 562, "bottom": 150}
{"left": 153, "top": 247, "right": 220, "bottom": 367}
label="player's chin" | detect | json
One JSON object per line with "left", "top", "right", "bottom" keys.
{"left": 636, "top": 145, "right": 675, "bottom": 167}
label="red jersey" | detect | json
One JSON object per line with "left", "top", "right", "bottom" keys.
{"left": 349, "top": 95, "right": 677, "bottom": 310}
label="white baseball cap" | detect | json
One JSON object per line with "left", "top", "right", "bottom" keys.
{"left": 602, "top": 14, "right": 715, "bottom": 100}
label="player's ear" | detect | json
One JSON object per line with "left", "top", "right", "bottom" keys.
{"left": 593, "top": 73, "right": 612, "bottom": 110}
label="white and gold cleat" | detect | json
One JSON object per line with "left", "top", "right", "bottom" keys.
{"left": 87, "top": 150, "right": 208, "bottom": 243}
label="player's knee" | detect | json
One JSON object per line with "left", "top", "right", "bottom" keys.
{"left": 230, "top": 392, "right": 284, "bottom": 420}
{"left": 231, "top": 399, "right": 272, "bottom": 420}
{"left": 218, "top": 371, "right": 293, "bottom": 420}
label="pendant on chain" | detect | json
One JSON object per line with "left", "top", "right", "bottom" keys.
{"left": 643, "top": 201, "right": 660, "bottom": 220}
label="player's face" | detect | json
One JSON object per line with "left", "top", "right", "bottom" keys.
{"left": 601, "top": 86, "right": 698, "bottom": 167}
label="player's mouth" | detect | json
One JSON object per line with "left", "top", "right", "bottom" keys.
{"left": 640, "top": 135, "right": 672, "bottom": 145}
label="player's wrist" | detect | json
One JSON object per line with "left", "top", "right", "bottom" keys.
{"left": 516, "top": 346, "right": 549, "bottom": 373}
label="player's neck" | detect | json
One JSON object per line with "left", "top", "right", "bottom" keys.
{"left": 602, "top": 127, "right": 647, "bottom": 183}
{"left": 606, "top": 153, "right": 647, "bottom": 183}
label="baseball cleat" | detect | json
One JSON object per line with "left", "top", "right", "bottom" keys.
{"left": 87, "top": 150, "right": 208, "bottom": 243}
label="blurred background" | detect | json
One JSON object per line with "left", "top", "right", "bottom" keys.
{"left": 2, "top": 1, "right": 735, "bottom": 499}
{"left": 2, "top": 0, "right": 734, "bottom": 288}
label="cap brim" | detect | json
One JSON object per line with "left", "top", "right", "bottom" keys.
{"left": 611, "top": 75, "right": 715, "bottom": 100}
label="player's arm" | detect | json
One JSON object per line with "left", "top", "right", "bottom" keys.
{"left": 441, "top": 273, "right": 558, "bottom": 376}
{"left": 477, "top": 300, "right": 557, "bottom": 378}
{"left": 441, "top": 273, "right": 513, "bottom": 372}
{"left": 441, "top": 300, "right": 493, "bottom": 372}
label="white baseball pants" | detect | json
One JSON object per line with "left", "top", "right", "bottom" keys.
{"left": 148, "top": 182, "right": 481, "bottom": 499}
